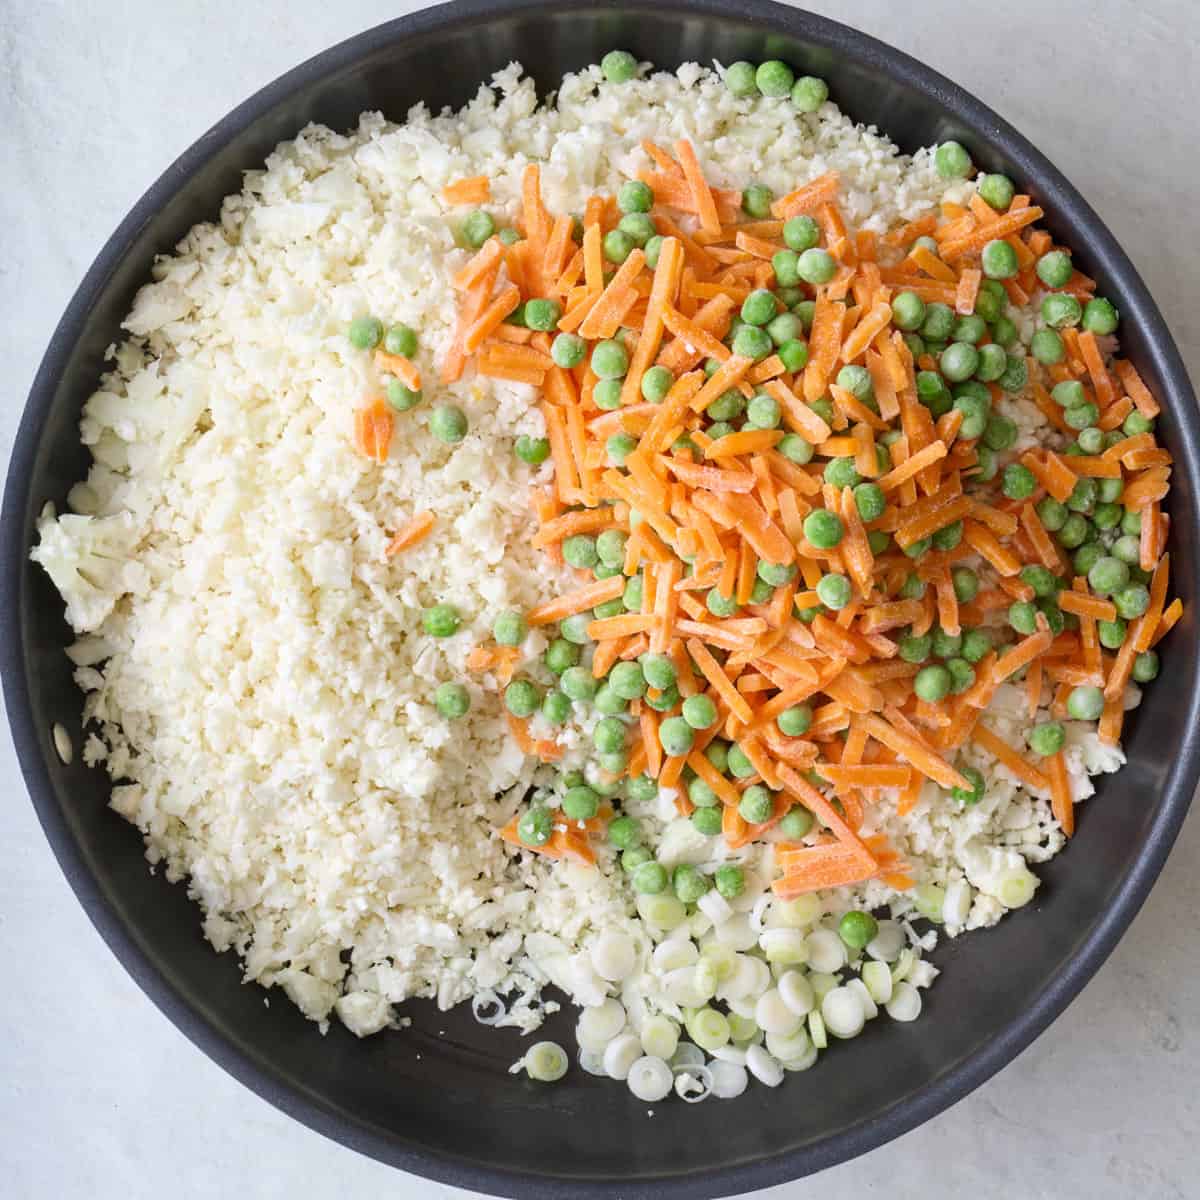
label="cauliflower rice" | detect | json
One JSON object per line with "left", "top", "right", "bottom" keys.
{"left": 33, "top": 58, "right": 1149, "bottom": 1078}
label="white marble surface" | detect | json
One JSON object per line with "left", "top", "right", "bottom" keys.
{"left": 2, "top": 2, "right": 1197, "bottom": 1196}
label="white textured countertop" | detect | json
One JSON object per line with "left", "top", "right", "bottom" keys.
{"left": 2, "top": 2, "right": 1197, "bottom": 1196}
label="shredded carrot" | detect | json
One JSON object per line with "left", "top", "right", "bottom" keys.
{"left": 385, "top": 510, "right": 435, "bottom": 556}
{"left": 441, "top": 175, "right": 490, "bottom": 205}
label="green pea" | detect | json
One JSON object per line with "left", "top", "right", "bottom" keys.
{"left": 1093, "top": 502, "right": 1122, "bottom": 531}
{"left": 608, "top": 662, "right": 647, "bottom": 705}
{"left": 705, "top": 740, "right": 730, "bottom": 773}
{"left": 690, "top": 807, "right": 722, "bottom": 837}
{"left": 777, "top": 704, "right": 813, "bottom": 737}
{"left": 707, "top": 388, "right": 745, "bottom": 421}
{"left": 634, "top": 654, "right": 674, "bottom": 695}
{"left": 1031, "top": 328, "right": 1065, "bottom": 365}
{"left": 1001, "top": 463, "right": 1037, "bottom": 500}
{"left": 1057, "top": 513, "right": 1090, "bottom": 549}
{"left": 981, "top": 239, "right": 1019, "bottom": 280}
{"left": 643, "top": 235, "right": 664, "bottom": 268}
{"left": 824, "top": 457, "right": 861, "bottom": 489}
{"left": 644, "top": 684, "right": 678, "bottom": 713}
{"left": 727, "top": 743, "right": 756, "bottom": 778}
{"left": 1114, "top": 584, "right": 1150, "bottom": 619}
{"left": 557, "top": 784, "right": 599, "bottom": 822}
{"left": 975, "top": 343, "right": 1009, "bottom": 383}
{"left": 1111, "top": 535, "right": 1140, "bottom": 566}
{"left": 423, "top": 603, "right": 461, "bottom": 637}
{"left": 706, "top": 422, "right": 733, "bottom": 441}
{"left": 632, "top": 364, "right": 672, "bottom": 405}
{"left": 1034, "top": 497, "right": 1066, "bottom": 532}
{"left": 461, "top": 209, "right": 495, "bottom": 248}
{"left": 1132, "top": 651, "right": 1160, "bottom": 682}
{"left": 1042, "top": 293, "right": 1082, "bottom": 329}
{"left": 1073, "top": 543, "right": 1103, "bottom": 576}
{"left": 952, "top": 567, "right": 980, "bottom": 602}
{"left": 921, "top": 302, "right": 955, "bottom": 342}
{"left": 746, "top": 392, "right": 782, "bottom": 429}
{"left": 625, "top": 775, "right": 658, "bottom": 804}
{"left": 603, "top": 229, "right": 635, "bottom": 264}
{"left": 992, "top": 315, "right": 1019, "bottom": 349}
{"left": 618, "top": 213, "right": 657, "bottom": 248}
{"left": 429, "top": 405, "right": 468, "bottom": 444}
{"left": 816, "top": 573, "right": 852, "bottom": 610}
{"left": 1065, "top": 402, "right": 1099, "bottom": 431}
{"left": 1009, "top": 601, "right": 1038, "bottom": 635}
{"left": 1067, "top": 685, "right": 1105, "bottom": 721}
{"left": 853, "top": 482, "right": 886, "bottom": 523}
{"left": 434, "top": 681, "right": 470, "bottom": 719}
{"left": 386, "top": 378, "right": 422, "bottom": 412}
{"left": 1067, "top": 477, "right": 1097, "bottom": 514}
{"left": 791, "top": 74, "right": 829, "bottom": 111}
{"left": 608, "top": 815, "right": 642, "bottom": 851}
{"left": 544, "top": 638, "right": 580, "bottom": 674}
{"left": 493, "top": 610, "right": 527, "bottom": 647}
{"left": 348, "top": 315, "right": 384, "bottom": 350}
{"left": 1036, "top": 250, "right": 1073, "bottom": 289}
{"left": 749, "top": 578, "right": 774, "bottom": 604}
{"left": 943, "top": 766, "right": 987, "bottom": 810}
{"left": 868, "top": 530, "right": 891, "bottom": 555}
{"left": 618, "top": 179, "right": 653, "bottom": 214}
{"left": 960, "top": 628, "right": 993, "bottom": 663}
{"left": 931, "top": 627, "right": 963, "bottom": 658}
{"left": 742, "top": 184, "right": 774, "bottom": 219}
{"left": 559, "top": 614, "right": 592, "bottom": 646}
{"left": 904, "top": 536, "right": 932, "bottom": 559}
{"left": 766, "top": 311, "right": 802, "bottom": 346}
{"left": 1038, "top": 598, "right": 1065, "bottom": 636}
{"left": 808, "top": 395, "right": 833, "bottom": 422}
{"left": 915, "top": 663, "right": 952, "bottom": 702}
{"left": 889, "top": 289, "right": 925, "bottom": 332}
{"left": 981, "top": 413, "right": 1017, "bottom": 453}
{"left": 804, "top": 509, "right": 844, "bottom": 550}
{"left": 591, "top": 339, "right": 629, "bottom": 379}
{"left": 779, "top": 807, "right": 814, "bottom": 839}
{"left": 732, "top": 324, "right": 773, "bottom": 361}
{"left": 504, "top": 678, "right": 541, "bottom": 718}
{"left": 558, "top": 666, "right": 596, "bottom": 703}
{"left": 756, "top": 59, "right": 795, "bottom": 97}
{"left": 1098, "top": 476, "right": 1124, "bottom": 504}
{"left": 1082, "top": 297, "right": 1119, "bottom": 335}
{"left": 783, "top": 215, "right": 820, "bottom": 251}
{"left": 1121, "top": 510, "right": 1143, "bottom": 536}
{"left": 560, "top": 534, "right": 597, "bottom": 570}
{"left": 954, "top": 393, "right": 990, "bottom": 439}
{"left": 621, "top": 576, "right": 643, "bottom": 611}
{"left": 1020, "top": 565, "right": 1060, "bottom": 599}
{"left": 978, "top": 173, "right": 1015, "bottom": 210}
{"left": 601, "top": 48, "right": 638, "bottom": 81}
{"left": 1077, "top": 427, "right": 1105, "bottom": 455}
{"left": 1098, "top": 618, "right": 1126, "bottom": 650}
{"left": 739, "top": 785, "right": 774, "bottom": 825}
{"left": 797, "top": 248, "right": 837, "bottom": 284}
{"left": 972, "top": 283, "right": 1005, "bottom": 323}
{"left": 658, "top": 716, "right": 695, "bottom": 758}
{"left": 551, "top": 332, "right": 586, "bottom": 369}
{"left": 592, "top": 683, "right": 626, "bottom": 715}
{"left": 757, "top": 560, "right": 796, "bottom": 587}
{"left": 935, "top": 141, "right": 973, "bottom": 180}
{"left": 773, "top": 247, "right": 804, "bottom": 287}
{"left": 997, "top": 353, "right": 1027, "bottom": 393}
{"left": 671, "top": 863, "right": 709, "bottom": 904}
{"left": 778, "top": 339, "right": 809, "bottom": 372}
{"left": 724, "top": 60, "right": 759, "bottom": 97}
{"left": 898, "top": 633, "right": 932, "bottom": 663}
{"left": 518, "top": 806, "right": 553, "bottom": 847}
{"left": 606, "top": 432, "right": 637, "bottom": 466}
{"left": 383, "top": 323, "right": 418, "bottom": 357}
{"left": 1124, "top": 412, "right": 1155, "bottom": 437}
{"left": 1027, "top": 721, "right": 1065, "bottom": 757}
{"left": 933, "top": 520, "right": 964, "bottom": 551}
{"left": 706, "top": 588, "right": 739, "bottom": 618}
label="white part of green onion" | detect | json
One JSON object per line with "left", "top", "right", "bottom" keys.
{"left": 525, "top": 1040, "right": 568, "bottom": 1082}
{"left": 778, "top": 969, "right": 816, "bottom": 1017}
{"left": 805, "top": 928, "right": 848, "bottom": 974}
{"left": 687, "top": 1006, "right": 731, "bottom": 1052}
{"left": 782, "top": 1039, "right": 819, "bottom": 1072}
{"left": 637, "top": 893, "right": 687, "bottom": 930}
{"left": 942, "top": 879, "right": 973, "bottom": 926}
{"left": 770, "top": 894, "right": 823, "bottom": 928}
{"left": 765, "top": 1025, "right": 810, "bottom": 1064}
{"left": 627, "top": 1055, "right": 674, "bottom": 1102}
{"left": 697, "top": 890, "right": 733, "bottom": 926}
{"left": 661, "top": 966, "right": 709, "bottom": 1009}
{"left": 578, "top": 1048, "right": 607, "bottom": 1076}
{"left": 846, "top": 977, "right": 878, "bottom": 1020}
{"left": 698, "top": 939, "right": 737, "bottom": 982}
{"left": 808, "top": 971, "right": 839, "bottom": 1000}
{"left": 591, "top": 930, "right": 637, "bottom": 982}
{"left": 759, "top": 928, "right": 809, "bottom": 965}
{"left": 712, "top": 913, "right": 759, "bottom": 951}
{"left": 653, "top": 937, "right": 699, "bottom": 972}
{"left": 692, "top": 957, "right": 721, "bottom": 1000}
{"left": 640, "top": 1015, "right": 680, "bottom": 1061}
{"left": 822, "top": 986, "right": 866, "bottom": 1039}
{"left": 891, "top": 947, "right": 916, "bottom": 983}
{"left": 709, "top": 1060, "right": 749, "bottom": 1099}
{"left": 670, "top": 1041, "right": 705, "bottom": 1071}
{"left": 862, "top": 960, "right": 894, "bottom": 1005}
{"left": 726, "top": 995, "right": 758, "bottom": 1020}
{"left": 912, "top": 882, "right": 946, "bottom": 923}
{"left": 577, "top": 998, "right": 626, "bottom": 1050}
{"left": 755, "top": 987, "right": 803, "bottom": 1036}
{"left": 726, "top": 1012, "right": 761, "bottom": 1045}
{"left": 710, "top": 1044, "right": 747, "bottom": 1066}
{"left": 745, "top": 1043, "right": 784, "bottom": 1087}
{"left": 603, "top": 1032, "right": 644, "bottom": 1081}
{"left": 865, "top": 919, "right": 905, "bottom": 962}
{"left": 886, "top": 981, "right": 923, "bottom": 1022}
{"left": 674, "top": 1066, "right": 714, "bottom": 1103}
{"left": 717, "top": 952, "right": 770, "bottom": 1002}
{"left": 807, "top": 1009, "right": 828, "bottom": 1049}
{"left": 995, "top": 866, "right": 1039, "bottom": 909}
